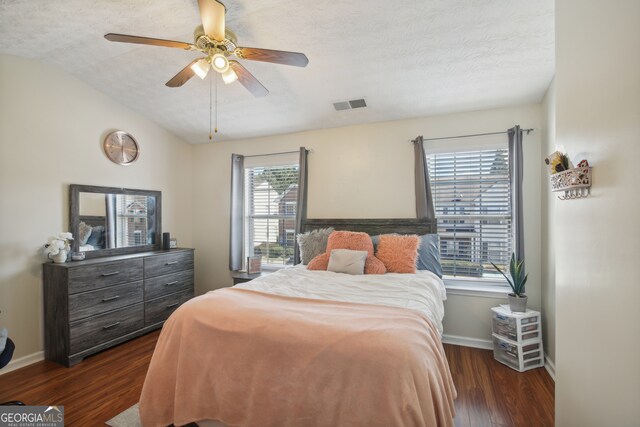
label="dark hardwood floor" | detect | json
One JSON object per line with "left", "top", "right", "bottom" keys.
{"left": 0, "top": 332, "right": 554, "bottom": 426}
{"left": 0, "top": 331, "right": 158, "bottom": 426}
{"left": 444, "top": 344, "right": 554, "bottom": 427}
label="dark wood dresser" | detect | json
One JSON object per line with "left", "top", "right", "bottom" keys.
{"left": 43, "top": 248, "right": 194, "bottom": 366}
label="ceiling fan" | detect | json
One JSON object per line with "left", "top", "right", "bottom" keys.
{"left": 104, "top": 0, "right": 309, "bottom": 97}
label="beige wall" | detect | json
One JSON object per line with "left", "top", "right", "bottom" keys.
{"left": 0, "top": 54, "right": 194, "bottom": 360}
{"left": 0, "top": 54, "right": 545, "bottom": 360}
{"left": 78, "top": 192, "right": 107, "bottom": 217}
{"left": 541, "top": 78, "right": 556, "bottom": 366}
{"left": 192, "top": 103, "right": 542, "bottom": 342}
{"left": 555, "top": 0, "right": 640, "bottom": 425}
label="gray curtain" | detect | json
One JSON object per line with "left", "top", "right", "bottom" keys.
{"left": 105, "top": 194, "right": 116, "bottom": 249}
{"left": 413, "top": 136, "right": 436, "bottom": 220}
{"left": 508, "top": 125, "right": 525, "bottom": 276}
{"left": 294, "top": 147, "right": 309, "bottom": 264}
{"left": 229, "top": 154, "right": 244, "bottom": 271}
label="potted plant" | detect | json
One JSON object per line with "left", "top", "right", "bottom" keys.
{"left": 491, "top": 253, "right": 528, "bottom": 312}
{"left": 44, "top": 232, "right": 74, "bottom": 264}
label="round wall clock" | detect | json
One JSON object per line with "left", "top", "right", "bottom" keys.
{"left": 103, "top": 131, "right": 140, "bottom": 165}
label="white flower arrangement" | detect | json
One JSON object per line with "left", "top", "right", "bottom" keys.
{"left": 44, "top": 232, "right": 74, "bottom": 256}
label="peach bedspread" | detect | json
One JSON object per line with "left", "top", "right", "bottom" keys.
{"left": 139, "top": 288, "right": 456, "bottom": 427}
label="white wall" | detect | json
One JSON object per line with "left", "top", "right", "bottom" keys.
{"left": 192, "top": 103, "right": 542, "bottom": 342}
{"left": 0, "top": 54, "right": 194, "bottom": 360}
{"left": 555, "top": 0, "right": 640, "bottom": 425}
{"left": 541, "top": 78, "right": 556, "bottom": 365}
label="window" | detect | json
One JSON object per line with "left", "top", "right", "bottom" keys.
{"left": 427, "top": 146, "right": 512, "bottom": 282}
{"left": 245, "top": 164, "right": 299, "bottom": 268}
{"left": 115, "top": 194, "right": 149, "bottom": 247}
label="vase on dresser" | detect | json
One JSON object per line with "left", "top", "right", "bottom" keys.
{"left": 49, "top": 250, "right": 68, "bottom": 264}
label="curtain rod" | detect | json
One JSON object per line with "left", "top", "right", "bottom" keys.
{"left": 420, "top": 128, "right": 534, "bottom": 142}
{"left": 242, "top": 149, "right": 310, "bottom": 159}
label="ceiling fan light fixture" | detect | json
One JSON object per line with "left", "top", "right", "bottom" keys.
{"left": 211, "top": 53, "right": 229, "bottom": 73}
{"left": 104, "top": 0, "right": 308, "bottom": 97}
{"left": 222, "top": 68, "right": 238, "bottom": 84}
{"left": 191, "top": 58, "right": 211, "bottom": 79}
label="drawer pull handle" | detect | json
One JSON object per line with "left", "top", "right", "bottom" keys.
{"left": 165, "top": 261, "right": 179, "bottom": 266}
{"left": 101, "top": 271, "right": 120, "bottom": 277}
{"left": 102, "top": 322, "right": 121, "bottom": 330}
{"left": 101, "top": 295, "right": 120, "bottom": 302}
{"left": 166, "top": 302, "right": 180, "bottom": 309}
{"left": 165, "top": 281, "right": 179, "bottom": 286}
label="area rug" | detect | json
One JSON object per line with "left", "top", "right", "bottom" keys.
{"left": 106, "top": 404, "right": 207, "bottom": 427}
{"left": 106, "top": 403, "right": 141, "bottom": 427}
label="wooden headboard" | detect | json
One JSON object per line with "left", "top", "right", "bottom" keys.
{"left": 301, "top": 218, "right": 437, "bottom": 236}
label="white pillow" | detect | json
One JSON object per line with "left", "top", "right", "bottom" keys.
{"left": 327, "top": 249, "right": 367, "bottom": 275}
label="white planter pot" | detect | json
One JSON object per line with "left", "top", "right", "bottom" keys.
{"left": 51, "top": 249, "right": 68, "bottom": 264}
{"left": 508, "top": 294, "right": 528, "bottom": 312}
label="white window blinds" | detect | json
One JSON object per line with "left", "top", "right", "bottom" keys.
{"left": 245, "top": 164, "right": 299, "bottom": 268}
{"left": 115, "top": 194, "right": 149, "bottom": 247}
{"left": 427, "top": 147, "right": 513, "bottom": 281}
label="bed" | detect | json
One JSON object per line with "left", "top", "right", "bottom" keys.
{"left": 139, "top": 219, "right": 456, "bottom": 427}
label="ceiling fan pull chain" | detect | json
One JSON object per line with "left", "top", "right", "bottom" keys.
{"left": 209, "top": 70, "right": 213, "bottom": 141}
{"left": 215, "top": 75, "right": 219, "bottom": 135}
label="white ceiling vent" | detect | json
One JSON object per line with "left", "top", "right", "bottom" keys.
{"left": 349, "top": 99, "right": 367, "bottom": 109}
{"left": 333, "top": 101, "right": 351, "bottom": 111}
{"left": 333, "top": 98, "right": 367, "bottom": 111}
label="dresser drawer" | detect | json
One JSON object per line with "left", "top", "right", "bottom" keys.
{"left": 70, "top": 304, "right": 144, "bottom": 354}
{"left": 68, "top": 259, "right": 143, "bottom": 294}
{"left": 145, "top": 288, "right": 194, "bottom": 326}
{"left": 69, "top": 281, "right": 143, "bottom": 322}
{"left": 144, "top": 251, "right": 193, "bottom": 277}
{"left": 145, "top": 270, "right": 194, "bottom": 300}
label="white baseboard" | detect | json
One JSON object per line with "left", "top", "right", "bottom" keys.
{"left": 0, "top": 351, "right": 44, "bottom": 375}
{"left": 544, "top": 353, "right": 555, "bottom": 381}
{"left": 442, "top": 334, "right": 493, "bottom": 350}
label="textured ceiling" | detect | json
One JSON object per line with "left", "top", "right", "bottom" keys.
{"left": 0, "top": 0, "right": 554, "bottom": 144}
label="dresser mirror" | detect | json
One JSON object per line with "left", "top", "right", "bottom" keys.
{"left": 70, "top": 184, "right": 162, "bottom": 258}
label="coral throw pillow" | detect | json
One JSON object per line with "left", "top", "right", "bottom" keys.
{"left": 307, "top": 230, "right": 386, "bottom": 274}
{"left": 376, "top": 234, "right": 420, "bottom": 273}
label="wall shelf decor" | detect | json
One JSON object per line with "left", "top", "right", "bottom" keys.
{"left": 550, "top": 167, "right": 592, "bottom": 200}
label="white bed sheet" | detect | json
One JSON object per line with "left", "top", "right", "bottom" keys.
{"left": 235, "top": 265, "right": 447, "bottom": 334}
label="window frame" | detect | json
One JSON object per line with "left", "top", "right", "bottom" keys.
{"left": 243, "top": 161, "right": 300, "bottom": 271}
{"left": 426, "top": 140, "right": 514, "bottom": 291}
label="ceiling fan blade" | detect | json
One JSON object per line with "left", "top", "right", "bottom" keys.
{"left": 229, "top": 61, "right": 268, "bottom": 97}
{"left": 166, "top": 59, "right": 200, "bottom": 87}
{"left": 235, "top": 47, "right": 309, "bottom": 67}
{"left": 198, "top": 0, "right": 226, "bottom": 42}
{"left": 104, "top": 33, "right": 193, "bottom": 49}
